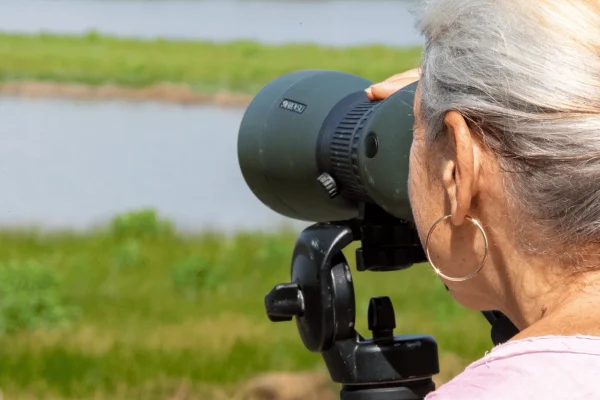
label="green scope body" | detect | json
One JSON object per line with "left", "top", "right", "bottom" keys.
{"left": 237, "top": 70, "right": 418, "bottom": 224}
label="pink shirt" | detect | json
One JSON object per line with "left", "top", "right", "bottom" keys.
{"left": 425, "top": 335, "right": 600, "bottom": 399}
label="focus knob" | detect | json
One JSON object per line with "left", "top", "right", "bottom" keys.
{"left": 317, "top": 173, "right": 339, "bottom": 198}
{"left": 265, "top": 283, "right": 305, "bottom": 322}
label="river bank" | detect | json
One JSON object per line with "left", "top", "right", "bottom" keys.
{"left": 0, "top": 32, "right": 422, "bottom": 106}
{"left": 0, "top": 81, "right": 253, "bottom": 107}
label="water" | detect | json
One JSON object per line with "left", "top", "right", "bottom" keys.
{"left": 0, "top": 97, "right": 307, "bottom": 232}
{"left": 0, "top": 0, "right": 423, "bottom": 47}
{"left": 0, "top": 0, "right": 421, "bottom": 231}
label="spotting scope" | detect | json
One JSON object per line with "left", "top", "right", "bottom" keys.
{"left": 237, "top": 70, "right": 519, "bottom": 400}
{"left": 238, "top": 70, "right": 416, "bottom": 226}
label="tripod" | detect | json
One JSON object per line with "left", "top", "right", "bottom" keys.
{"left": 264, "top": 206, "right": 519, "bottom": 400}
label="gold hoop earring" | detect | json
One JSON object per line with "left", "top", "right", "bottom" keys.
{"left": 424, "top": 215, "right": 489, "bottom": 283}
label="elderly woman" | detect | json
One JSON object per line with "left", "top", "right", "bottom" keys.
{"left": 365, "top": 0, "right": 600, "bottom": 398}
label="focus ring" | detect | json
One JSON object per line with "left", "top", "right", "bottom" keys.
{"left": 330, "top": 100, "right": 379, "bottom": 202}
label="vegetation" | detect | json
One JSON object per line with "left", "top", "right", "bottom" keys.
{"left": 0, "top": 32, "right": 491, "bottom": 399}
{"left": 0, "top": 32, "right": 423, "bottom": 94}
{"left": 0, "top": 209, "right": 492, "bottom": 399}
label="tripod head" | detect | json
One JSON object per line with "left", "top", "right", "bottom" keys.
{"left": 264, "top": 205, "right": 519, "bottom": 400}
{"left": 265, "top": 205, "right": 436, "bottom": 400}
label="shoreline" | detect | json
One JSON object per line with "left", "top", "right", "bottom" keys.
{"left": 0, "top": 33, "right": 422, "bottom": 109}
{"left": 0, "top": 81, "right": 254, "bottom": 108}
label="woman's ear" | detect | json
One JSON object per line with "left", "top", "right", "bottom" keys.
{"left": 441, "top": 111, "right": 480, "bottom": 226}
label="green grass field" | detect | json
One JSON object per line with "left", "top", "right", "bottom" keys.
{"left": 0, "top": 209, "right": 492, "bottom": 399}
{"left": 0, "top": 33, "right": 494, "bottom": 399}
{"left": 0, "top": 32, "right": 423, "bottom": 94}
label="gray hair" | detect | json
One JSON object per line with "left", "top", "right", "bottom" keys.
{"left": 415, "top": 0, "right": 600, "bottom": 253}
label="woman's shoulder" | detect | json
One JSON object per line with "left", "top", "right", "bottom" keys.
{"left": 426, "top": 335, "right": 600, "bottom": 400}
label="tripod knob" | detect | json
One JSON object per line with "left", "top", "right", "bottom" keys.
{"left": 368, "top": 296, "right": 396, "bottom": 341}
{"left": 265, "top": 283, "right": 305, "bottom": 322}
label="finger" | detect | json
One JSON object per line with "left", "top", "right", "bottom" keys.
{"left": 370, "top": 82, "right": 402, "bottom": 100}
{"left": 383, "top": 68, "right": 421, "bottom": 83}
{"left": 369, "top": 78, "right": 419, "bottom": 101}
{"left": 365, "top": 70, "right": 420, "bottom": 100}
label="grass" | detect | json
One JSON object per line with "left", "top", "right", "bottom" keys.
{"left": 0, "top": 32, "right": 423, "bottom": 94}
{"left": 0, "top": 209, "right": 493, "bottom": 399}
{"left": 0, "top": 33, "right": 490, "bottom": 398}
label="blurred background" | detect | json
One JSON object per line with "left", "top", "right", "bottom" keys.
{"left": 0, "top": 1, "right": 491, "bottom": 399}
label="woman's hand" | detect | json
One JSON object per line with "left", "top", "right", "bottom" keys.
{"left": 365, "top": 68, "right": 421, "bottom": 101}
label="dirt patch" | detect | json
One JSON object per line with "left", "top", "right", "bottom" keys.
{"left": 232, "top": 361, "right": 465, "bottom": 400}
{"left": 0, "top": 81, "right": 253, "bottom": 108}
{"left": 233, "top": 372, "right": 337, "bottom": 400}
